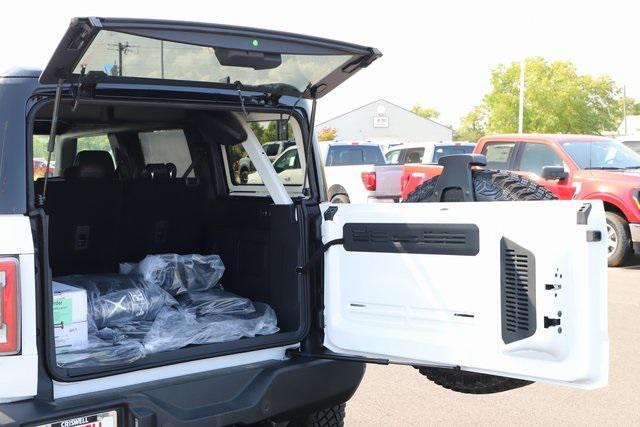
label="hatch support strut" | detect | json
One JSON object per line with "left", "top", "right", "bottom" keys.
{"left": 37, "top": 78, "right": 65, "bottom": 208}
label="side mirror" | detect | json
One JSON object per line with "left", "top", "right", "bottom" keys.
{"left": 541, "top": 166, "right": 569, "bottom": 181}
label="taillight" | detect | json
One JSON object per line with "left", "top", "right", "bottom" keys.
{"left": 361, "top": 171, "right": 376, "bottom": 191}
{"left": 400, "top": 173, "right": 410, "bottom": 191}
{"left": 0, "top": 258, "right": 19, "bottom": 354}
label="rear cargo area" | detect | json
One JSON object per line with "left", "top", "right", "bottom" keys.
{"left": 31, "top": 101, "right": 306, "bottom": 377}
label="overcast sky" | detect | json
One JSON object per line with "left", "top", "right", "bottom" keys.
{"left": 3, "top": 0, "right": 639, "bottom": 128}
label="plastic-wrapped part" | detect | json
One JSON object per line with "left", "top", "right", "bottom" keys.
{"left": 56, "top": 274, "right": 177, "bottom": 329}
{"left": 144, "top": 303, "right": 279, "bottom": 354}
{"left": 56, "top": 335, "right": 146, "bottom": 368}
{"left": 177, "top": 290, "right": 256, "bottom": 317}
{"left": 130, "top": 254, "right": 225, "bottom": 296}
{"left": 94, "top": 321, "right": 154, "bottom": 344}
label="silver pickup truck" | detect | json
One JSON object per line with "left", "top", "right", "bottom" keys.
{"left": 366, "top": 141, "right": 475, "bottom": 202}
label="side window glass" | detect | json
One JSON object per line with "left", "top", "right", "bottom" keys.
{"left": 404, "top": 148, "right": 424, "bottom": 164}
{"left": 385, "top": 150, "right": 401, "bottom": 164}
{"left": 139, "top": 129, "right": 193, "bottom": 177}
{"left": 33, "top": 135, "right": 58, "bottom": 179}
{"left": 518, "top": 143, "right": 563, "bottom": 175}
{"left": 482, "top": 142, "right": 516, "bottom": 169}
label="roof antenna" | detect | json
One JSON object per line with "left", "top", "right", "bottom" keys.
{"left": 37, "top": 78, "right": 64, "bottom": 208}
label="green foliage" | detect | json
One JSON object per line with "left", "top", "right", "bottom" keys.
{"left": 621, "top": 97, "right": 640, "bottom": 116}
{"left": 410, "top": 104, "right": 440, "bottom": 119}
{"left": 457, "top": 57, "right": 623, "bottom": 138}
{"left": 454, "top": 105, "right": 488, "bottom": 142}
{"left": 317, "top": 127, "right": 337, "bottom": 141}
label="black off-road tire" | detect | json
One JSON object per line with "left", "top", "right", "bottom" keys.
{"left": 289, "top": 403, "right": 346, "bottom": 427}
{"left": 405, "top": 169, "right": 557, "bottom": 203}
{"left": 406, "top": 169, "right": 555, "bottom": 394}
{"left": 605, "top": 211, "right": 632, "bottom": 267}
{"left": 415, "top": 367, "right": 532, "bottom": 394}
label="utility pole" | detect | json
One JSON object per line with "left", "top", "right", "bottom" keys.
{"left": 623, "top": 85, "right": 628, "bottom": 135}
{"left": 518, "top": 58, "right": 525, "bottom": 134}
{"left": 160, "top": 40, "right": 165, "bottom": 79}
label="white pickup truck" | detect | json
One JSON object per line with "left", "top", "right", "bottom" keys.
{"left": 366, "top": 141, "right": 476, "bottom": 202}
{"left": 249, "top": 140, "right": 387, "bottom": 203}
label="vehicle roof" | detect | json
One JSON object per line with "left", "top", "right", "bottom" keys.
{"left": 479, "top": 133, "right": 612, "bottom": 143}
{"left": 1, "top": 67, "right": 41, "bottom": 78}
{"left": 387, "top": 141, "right": 475, "bottom": 151}
{"left": 325, "top": 140, "right": 381, "bottom": 147}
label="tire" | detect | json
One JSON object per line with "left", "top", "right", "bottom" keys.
{"left": 606, "top": 211, "right": 632, "bottom": 267}
{"left": 404, "top": 169, "right": 557, "bottom": 203}
{"left": 415, "top": 367, "right": 532, "bottom": 395}
{"left": 330, "top": 194, "right": 350, "bottom": 204}
{"left": 406, "top": 169, "right": 555, "bottom": 394}
{"left": 289, "top": 403, "right": 346, "bottom": 427}
{"left": 239, "top": 168, "right": 249, "bottom": 184}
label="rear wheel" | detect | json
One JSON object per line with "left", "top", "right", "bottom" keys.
{"left": 605, "top": 211, "right": 632, "bottom": 267}
{"left": 330, "top": 194, "right": 350, "bottom": 204}
{"left": 289, "top": 403, "right": 346, "bottom": 427}
{"left": 406, "top": 169, "right": 555, "bottom": 394}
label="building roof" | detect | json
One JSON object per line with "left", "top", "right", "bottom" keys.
{"left": 316, "top": 98, "right": 451, "bottom": 130}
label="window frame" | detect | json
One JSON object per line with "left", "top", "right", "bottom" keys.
{"left": 220, "top": 112, "right": 307, "bottom": 198}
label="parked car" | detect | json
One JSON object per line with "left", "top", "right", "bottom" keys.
{"left": 401, "top": 134, "right": 640, "bottom": 266}
{"left": 0, "top": 18, "right": 608, "bottom": 427}
{"left": 237, "top": 139, "right": 296, "bottom": 183}
{"left": 364, "top": 141, "right": 476, "bottom": 202}
{"left": 246, "top": 145, "right": 301, "bottom": 184}
{"left": 617, "top": 136, "right": 640, "bottom": 155}
{"left": 32, "top": 157, "right": 54, "bottom": 178}
{"left": 319, "top": 140, "right": 387, "bottom": 203}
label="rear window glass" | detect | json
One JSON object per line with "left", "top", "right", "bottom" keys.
{"left": 403, "top": 148, "right": 424, "bottom": 164}
{"left": 139, "top": 129, "right": 194, "bottom": 177}
{"left": 225, "top": 120, "right": 302, "bottom": 186}
{"left": 325, "top": 145, "right": 385, "bottom": 166}
{"left": 75, "top": 30, "right": 354, "bottom": 93}
{"left": 433, "top": 145, "right": 474, "bottom": 163}
{"left": 482, "top": 142, "right": 516, "bottom": 169}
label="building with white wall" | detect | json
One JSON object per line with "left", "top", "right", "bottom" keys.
{"left": 316, "top": 99, "right": 453, "bottom": 145}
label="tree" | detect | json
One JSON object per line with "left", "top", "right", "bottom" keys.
{"left": 411, "top": 104, "right": 440, "bottom": 119}
{"left": 454, "top": 105, "right": 488, "bottom": 141}
{"left": 477, "top": 57, "right": 622, "bottom": 135}
{"left": 317, "top": 127, "right": 337, "bottom": 141}
{"left": 621, "top": 97, "right": 640, "bottom": 116}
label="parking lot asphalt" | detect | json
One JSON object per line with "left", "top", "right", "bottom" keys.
{"left": 346, "top": 257, "right": 640, "bottom": 426}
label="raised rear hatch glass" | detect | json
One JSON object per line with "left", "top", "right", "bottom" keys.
{"left": 40, "top": 17, "right": 381, "bottom": 98}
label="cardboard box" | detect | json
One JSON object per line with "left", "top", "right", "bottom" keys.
{"left": 52, "top": 281, "right": 88, "bottom": 352}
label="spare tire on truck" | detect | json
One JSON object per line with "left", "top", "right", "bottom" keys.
{"left": 405, "top": 169, "right": 556, "bottom": 394}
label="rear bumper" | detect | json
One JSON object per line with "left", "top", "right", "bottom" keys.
{"left": 0, "top": 358, "right": 365, "bottom": 426}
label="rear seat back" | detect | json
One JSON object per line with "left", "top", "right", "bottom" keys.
{"left": 40, "top": 150, "right": 121, "bottom": 275}
{"left": 120, "top": 163, "right": 205, "bottom": 261}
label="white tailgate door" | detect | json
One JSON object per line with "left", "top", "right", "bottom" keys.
{"left": 322, "top": 200, "right": 608, "bottom": 389}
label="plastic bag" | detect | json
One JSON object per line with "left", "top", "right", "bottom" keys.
{"left": 131, "top": 254, "right": 225, "bottom": 296}
{"left": 177, "top": 290, "right": 255, "bottom": 317}
{"left": 94, "top": 321, "right": 154, "bottom": 344}
{"left": 143, "top": 303, "right": 279, "bottom": 354}
{"left": 56, "top": 335, "right": 145, "bottom": 368}
{"left": 56, "top": 274, "right": 177, "bottom": 329}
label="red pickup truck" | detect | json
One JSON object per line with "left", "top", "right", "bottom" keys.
{"left": 400, "top": 134, "right": 640, "bottom": 266}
